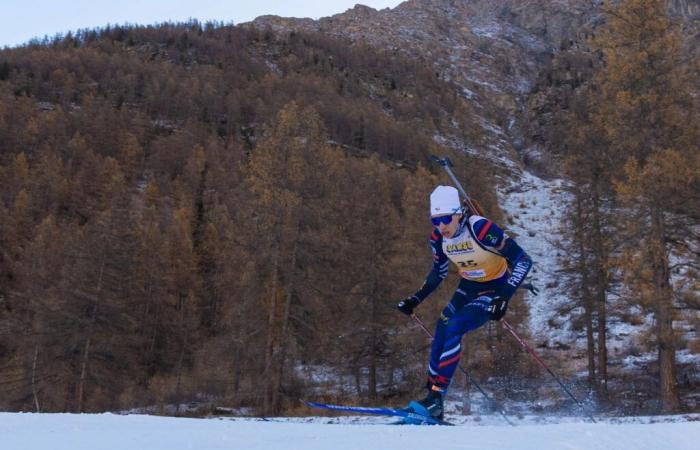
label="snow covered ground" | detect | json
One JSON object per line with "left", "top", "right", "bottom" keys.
{"left": 499, "top": 169, "right": 571, "bottom": 342}
{"left": 3, "top": 412, "right": 700, "bottom": 450}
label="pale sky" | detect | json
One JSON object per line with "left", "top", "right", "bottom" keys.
{"left": 0, "top": 0, "right": 405, "bottom": 48}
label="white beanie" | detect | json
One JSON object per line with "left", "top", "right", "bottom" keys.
{"left": 430, "top": 185, "right": 461, "bottom": 216}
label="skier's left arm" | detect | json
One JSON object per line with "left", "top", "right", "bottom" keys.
{"left": 473, "top": 218, "right": 533, "bottom": 298}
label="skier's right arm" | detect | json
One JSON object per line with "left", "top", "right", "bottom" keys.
{"left": 397, "top": 230, "right": 448, "bottom": 315}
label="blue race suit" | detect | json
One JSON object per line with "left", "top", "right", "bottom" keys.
{"left": 409, "top": 214, "right": 532, "bottom": 391}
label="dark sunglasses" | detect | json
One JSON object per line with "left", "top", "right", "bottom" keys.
{"left": 431, "top": 215, "right": 454, "bottom": 227}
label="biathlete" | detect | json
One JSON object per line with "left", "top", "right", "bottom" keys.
{"left": 397, "top": 185, "right": 535, "bottom": 421}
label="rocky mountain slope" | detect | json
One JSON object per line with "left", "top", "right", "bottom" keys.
{"left": 248, "top": 1, "right": 593, "bottom": 171}
{"left": 249, "top": 0, "right": 698, "bottom": 171}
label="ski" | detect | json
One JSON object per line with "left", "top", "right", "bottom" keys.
{"left": 304, "top": 401, "right": 453, "bottom": 426}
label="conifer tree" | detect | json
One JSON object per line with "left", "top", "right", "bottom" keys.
{"left": 591, "top": 0, "right": 699, "bottom": 411}
{"left": 246, "top": 102, "right": 332, "bottom": 414}
{"left": 557, "top": 115, "right": 621, "bottom": 401}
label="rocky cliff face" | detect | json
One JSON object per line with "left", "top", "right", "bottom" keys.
{"left": 248, "top": 0, "right": 697, "bottom": 176}
{"left": 248, "top": 1, "right": 600, "bottom": 173}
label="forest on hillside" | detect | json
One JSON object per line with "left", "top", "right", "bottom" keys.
{"left": 0, "top": 0, "right": 698, "bottom": 417}
{"left": 528, "top": 0, "right": 700, "bottom": 412}
{"left": 532, "top": 0, "right": 700, "bottom": 411}
{"left": 0, "top": 21, "right": 510, "bottom": 415}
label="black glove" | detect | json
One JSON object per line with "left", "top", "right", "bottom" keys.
{"left": 397, "top": 296, "right": 420, "bottom": 316}
{"left": 489, "top": 296, "right": 509, "bottom": 321}
{"left": 523, "top": 282, "right": 539, "bottom": 296}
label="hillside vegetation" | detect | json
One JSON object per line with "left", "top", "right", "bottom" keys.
{"left": 0, "top": 22, "right": 506, "bottom": 415}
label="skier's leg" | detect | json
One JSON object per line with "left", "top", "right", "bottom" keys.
{"left": 428, "top": 291, "right": 493, "bottom": 391}
{"left": 427, "top": 287, "right": 470, "bottom": 390}
{"left": 408, "top": 288, "right": 492, "bottom": 421}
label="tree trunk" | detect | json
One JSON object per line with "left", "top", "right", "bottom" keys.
{"left": 232, "top": 344, "right": 242, "bottom": 399}
{"left": 651, "top": 208, "right": 679, "bottom": 412}
{"left": 590, "top": 179, "right": 608, "bottom": 401}
{"left": 31, "top": 343, "right": 41, "bottom": 413}
{"left": 368, "top": 332, "right": 378, "bottom": 400}
{"left": 77, "top": 238, "right": 107, "bottom": 413}
{"left": 145, "top": 302, "right": 161, "bottom": 380}
{"left": 271, "top": 227, "right": 299, "bottom": 414}
{"left": 174, "top": 326, "right": 188, "bottom": 415}
{"left": 263, "top": 250, "right": 279, "bottom": 415}
{"left": 77, "top": 306, "right": 97, "bottom": 413}
{"left": 263, "top": 222, "right": 283, "bottom": 416}
{"left": 368, "top": 301, "right": 378, "bottom": 400}
{"left": 139, "top": 283, "right": 154, "bottom": 363}
{"left": 232, "top": 323, "right": 243, "bottom": 401}
{"left": 354, "top": 363, "right": 362, "bottom": 398}
{"left": 595, "top": 287, "right": 607, "bottom": 400}
{"left": 575, "top": 193, "right": 597, "bottom": 389}
{"left": 584, "top": 297, "right": 596, "bottom": 389}
{"left": 367, "top": 265, "right": 378, "bottom": 400}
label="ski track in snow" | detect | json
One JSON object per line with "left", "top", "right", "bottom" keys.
{"left": 2, "top": 412, "right": 699, "bottom": 450}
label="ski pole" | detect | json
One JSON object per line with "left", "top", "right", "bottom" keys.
{"left": 500, "top": 319, "right": 597, "bottom": 423}
{"left": 410, "top": 313, "right": 515, "bottom": 426}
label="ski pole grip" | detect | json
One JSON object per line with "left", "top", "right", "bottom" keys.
{"left": 430, "top": 155, "right": 444, "bottom": 165}
{"left": 429, "top": 155, "right": 454, "bottom": 169}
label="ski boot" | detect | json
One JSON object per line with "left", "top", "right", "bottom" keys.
{"left": 405, "top": 386, "right": 444, "bottom": 424}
